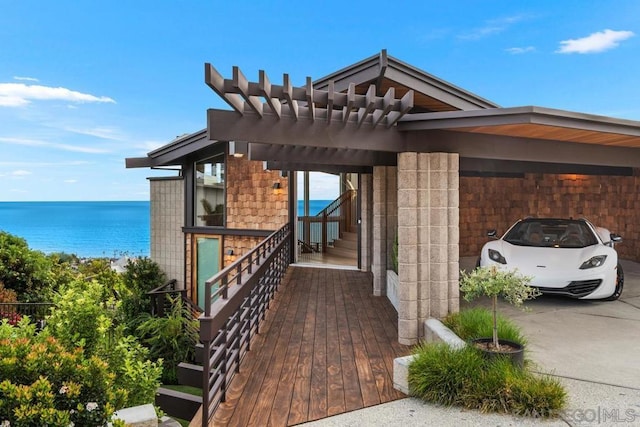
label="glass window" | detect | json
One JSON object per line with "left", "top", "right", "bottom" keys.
{"left": 195, "top": 154, "right": 225, "bottom": 226}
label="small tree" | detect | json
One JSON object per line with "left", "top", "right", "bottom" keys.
{"left": 459, "top": 266, "right": 539, "bottom": 350}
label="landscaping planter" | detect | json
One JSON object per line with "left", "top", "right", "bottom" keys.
{"left": 472, "top": 338, "right": 524, "bottom": 369}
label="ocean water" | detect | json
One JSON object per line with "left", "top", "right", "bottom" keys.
{"left": 0, "top": 200, "right": 333, "bottom": 258}
{"left": 297, "top": 199, "right": 332, "bottom": 216}
{"left": 0, "top": 201, "right": 150, "bottom": 258}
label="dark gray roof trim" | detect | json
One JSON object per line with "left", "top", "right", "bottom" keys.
{"left": 313, "top": 50, "right": 498, "bottom": 111}
{"left": 126, "top": 129, "right": 213, "bottom": 168}
{"left": 399, "top": 106, "right": 640, "bottom": 135}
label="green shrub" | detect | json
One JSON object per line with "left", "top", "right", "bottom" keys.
{"left": 408, "top": 343, "right": 566, "bottom": 417}
{"left": 137, "top": 296, "right": 198, "bottom": 384}
{"left": 0, "top": 321, "right": 126, "bottom": 426}
{"left": 45, "top": 278, "right": 117, "bottom": 356}
{"left": 0, "top": 232, "right": 57, "bottom": 302}
{"left": 443, "top": 307, "right": 527, "bottom": 346}
{"left": 104, "top": 335, "right": 163, "bottom": 408}
{"left": 119, "top": 257, "right": 167, "bottom": 334}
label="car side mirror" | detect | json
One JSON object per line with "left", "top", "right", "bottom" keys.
{"left": 610, "top": 233, "right": 623, "bottom": 243}
{"left": 487, "top": 229, "right": 497, "bottom": 239}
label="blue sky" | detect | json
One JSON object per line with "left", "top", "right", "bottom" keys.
{"left": 1, "top": 0, "right": 638, "bottom": 201}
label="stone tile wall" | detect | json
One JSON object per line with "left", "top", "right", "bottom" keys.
{"left": 150, "top": 177, "right": 185, "bottom": 289}
{"left": 397, "top": 153, "right": 459, "bottom": 345}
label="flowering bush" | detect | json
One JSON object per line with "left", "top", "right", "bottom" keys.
{"left": 0, "top": 321, "right": 127, "bottom": 426}
{"left": 0, "top": 312, "right": 21, "bottom": 326}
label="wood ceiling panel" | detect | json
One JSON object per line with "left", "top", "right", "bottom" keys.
{"left": 355, "top": 78, "right": 457, "bottom": 112}
{"left": 453, "top": 124, "right": 640, "bottom": 148}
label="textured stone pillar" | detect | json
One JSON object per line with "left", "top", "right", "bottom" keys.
{"left": 372, "top": 166, "right": 388, "bottom": 296}
{"left": 360, "top": 173, "right": 373, "bottom": 272}
{"left": 397, "top": 154, "right": 419, "bottom": 344}
{"left": 397, "top": 153, "right": 459, "bottom": 345}
{"left": 150, "top": 177, "right": 185, "bottom": 290}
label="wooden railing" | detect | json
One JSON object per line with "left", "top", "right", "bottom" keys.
{"left": 198, "top": 223, "right": 291, "bottom": 426}
{"left": 297, "top": 189, "right": 357, "bottom": 254}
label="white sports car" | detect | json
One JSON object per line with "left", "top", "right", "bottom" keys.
{"left": 479, "top": 218, "right": 623, "bottom": 300}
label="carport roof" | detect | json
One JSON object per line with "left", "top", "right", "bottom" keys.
{"left": 398, "top": 106, "right": 640, "bottom": 149}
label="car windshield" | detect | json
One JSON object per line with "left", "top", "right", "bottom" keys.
{"left": 503, "top": 219, "right": 598, "bottom": 248}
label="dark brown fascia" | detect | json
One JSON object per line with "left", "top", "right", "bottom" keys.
{"left": 248, "top": 143, "right": 396, "bottom": 167}
{"left": 312, "top": 49, "right": 498, "bottom": 111}
{"left": 265, "top": 161, "right": 373, "bottom": 174}
{"left": 407, "top": 130, "right": 640, "bottom": 168}
{"left": 398, "top": 106, "right": 640, "bottom": 136}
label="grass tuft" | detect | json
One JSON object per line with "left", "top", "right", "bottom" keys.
{"left": 408, "top": 343, "right": 567, "bottom": 417}
{"left": 443, "top": 307, "right": 527, "bottom": 346}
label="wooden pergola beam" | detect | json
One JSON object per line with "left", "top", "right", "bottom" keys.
{"left": 204, "top": 63, "right": 413, "bottom": 127}
{"left": 204, "top": 63, "right": 244, "bottom": 114}
{"left": 283, "top": 73, "right": 298, "bottom": 121}
{"left": 233, "top": 66, "right": 262, "bottom": 117}
{"left": 259, "top": 70, "right": 281, "bottom": 119}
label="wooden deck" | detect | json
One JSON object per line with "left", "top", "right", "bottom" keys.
{"left": 200, "top": 266, "right": 409, "bottom": 426}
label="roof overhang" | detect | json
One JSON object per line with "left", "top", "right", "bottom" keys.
{"left": 126, "top": 53, "right": 640, "bottom": 172}
{"left": 399, "top": 106, "right": 640, "bottom": 148}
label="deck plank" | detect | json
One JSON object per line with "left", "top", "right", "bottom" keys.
{"left": 209, "top": 266, "right": 410, "bottom": 427}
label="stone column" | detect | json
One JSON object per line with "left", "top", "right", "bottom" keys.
{"left": 397, "top": 152, "right": 459, "bottom": 345}
{"left": 372, "top": 166, "right": 388, "bottom": 296}
{"left": 150, "top": 177, "right": 185, "bottom": 290}
{"left": 360, "top": 173, "right": 373, "bottom": 273}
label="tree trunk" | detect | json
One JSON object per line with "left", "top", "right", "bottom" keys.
{"left": 492, "top": 294, "right": 500, "bottom": 350}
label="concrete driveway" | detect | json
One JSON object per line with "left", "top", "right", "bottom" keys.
{"left": 460, "top": 258, "right": 640, "bottom": 390}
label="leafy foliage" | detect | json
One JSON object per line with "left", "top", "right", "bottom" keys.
{"left": 460, "top": 266, "right": 539, "bottom": 306}
{"left": 119, "top": 257, "right": 167, "bottom": 334}
{"left": 45, "top": 278, "right": 117, "bottom": 356}
{"left": 459, "top": 266, "right": 538, "bottom": 348}
{"left": 408, "top": 343, "right": 566, "bottom": 417}
{"left": 104, "top": 335, "right": 163, "bottom": 408}
{"left": 443, "top": 307, "right": 527, "bottom": 347}
{"left": 0, "top": 232, "right": 57, "bottom": 302}
{"left": 0, "top": 321, "right": 126, "bottom": 426}
{"left": 137, "top": 296, "right": 198, "bottom": 384}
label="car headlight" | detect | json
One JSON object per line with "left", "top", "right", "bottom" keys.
{"left": 579, "top": 255, "right": 607, "bottom": 269}
{"left": 488, "top": 249, "right": 507, "bottom": 264}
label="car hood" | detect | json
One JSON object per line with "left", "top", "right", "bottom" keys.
{"left": 485, "top": 241, "right": 614, "bottom": 273}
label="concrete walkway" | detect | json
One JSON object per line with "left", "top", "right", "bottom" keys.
{"left": 301, "top": 259, "right": 640, "bottom": 426}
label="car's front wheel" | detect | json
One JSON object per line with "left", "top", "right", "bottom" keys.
{"left": 604, "top": 263, "right": 624, "bottom": 301}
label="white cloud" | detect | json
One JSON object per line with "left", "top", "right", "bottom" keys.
{"left": 11, "top": 170, "right": 32, "bottom": 176}
{"left": 459, "top": 15, "right": 528, "bottom": 40}
{"left": 505, "top": 46, "right": 535, "bottom": 54}
{"left": 13, "top": 76, "right": 39, "bottom": 82}
{"left": 0, "top": 82, "right": 116, "bottom": 107}
{"left": 61, "top": 125, "right": 124, "bottom": 141}
{"left": 0, "top": 136, "right": 109, "bottom": 154}
{"left": 557, "top": 29, "right": 635, "bottom": 54}
{"left": 64, "top": 179, "right": 77, "bottom": 183}
{"left": 0, "top": 160, "right": 90, "bottom": 167}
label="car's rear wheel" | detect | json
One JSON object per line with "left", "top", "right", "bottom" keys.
{"left": 604, "top": 263, "right": 624, "bottom": 301}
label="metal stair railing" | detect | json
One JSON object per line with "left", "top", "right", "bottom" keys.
{"left": 198, "top": 223, "right": 291, "bottom": 426}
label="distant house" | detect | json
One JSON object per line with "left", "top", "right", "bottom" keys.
{"left": 127, "top": 50, "right": 640, "bottom": 344}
